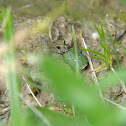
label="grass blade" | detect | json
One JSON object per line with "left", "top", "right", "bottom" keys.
{"left": 93, "top": 63, "right": 106, "bottom": 72}
{"left": 81, "top": 48, "right": 106, "bottom": 58}
{"left": 99, "top": 41, "right": 111, "bottom": 56}
{"left": 94, "top": 24, "right": 102, "bottom": 38}
{"left": 1, "top": 8, "right": 22, "bottom": 126}
{"left": 72, "top": 26, "right": 80, "bottom": 76}
{"left": 100, "top": 19, "right": 106, "bottom": 44}
{"left": 16, "top": 48, "right": 25, "bottom": 56}
{"left": 90, "top": 56, "right": 107, "bottom": 64}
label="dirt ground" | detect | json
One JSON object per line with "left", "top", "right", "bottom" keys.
{"left": 1, "top": 10, "right": 126, "bottom": 125}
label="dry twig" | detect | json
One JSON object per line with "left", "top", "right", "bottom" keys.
{"left": 82, "top": 37, "right": 104, "bottom": 101}
{"left": 22, "top": 75, "right": 42, "bottom": 107}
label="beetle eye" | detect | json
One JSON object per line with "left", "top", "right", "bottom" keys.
{"left": 56, "top": 45, "right": 61, "bottom": 49}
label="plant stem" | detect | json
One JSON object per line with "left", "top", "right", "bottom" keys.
{"left": 2, "top": 8, "right": 22, "bottom": 126}
{"left": 72, "top": 26, "right": 80, "bottom": 77}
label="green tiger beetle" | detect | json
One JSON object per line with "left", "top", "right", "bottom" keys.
{"left": 56, "top": 41, "right": 88, "bottom": 70}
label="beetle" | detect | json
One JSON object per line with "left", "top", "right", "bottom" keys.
{"left": 63, "top": 48, "right": 88, "bottom": 70}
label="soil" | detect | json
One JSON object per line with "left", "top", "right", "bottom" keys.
{"left": 0, "top": 11, "right": 126, "bottom": 125}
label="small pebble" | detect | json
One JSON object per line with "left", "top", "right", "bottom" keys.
{"left": 115, "top": 30, "right": 125, "bottom": 40}
{"left": 92, "top": 32, "right": 99, "bottom": 40}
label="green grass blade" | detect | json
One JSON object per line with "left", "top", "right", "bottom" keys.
{"left": 94, "top": 24, "right": 102, "bottom": 38}
{"left": 25, "top": 45, "right": 28, "bottom": 55}
{"left": 119, "top": 46, "right": 126, "bottom": 59}
{"left": 1, "top": 8, "right": 22, "bottom": 126}
{"left": 40, "top": 56, "right": 118, "bottom": 125}
{"left": 81, "top": 48, "right": 106, "bottom": 58}
{"left": 107, "top": 28, "right": 120, "bottom": 68}
{"left": 95, "top": 20, "right": 108, "bottom": 57}
{"left": 90, "top": 56, "right": 107, "bottom": 64}
{"left": 100, "top": 19, "right": 110, "bottom": 59}
{"left": 93, "top": 63, "right": 106, "bottom": 72}
{"left": 100, "top": 19, "right": 106, "bottom": 44}
{"left": 99, "top": 41, "right": 111, "bottom": 57}
{"left": 24, "top": 106, "right": 78, "bottom": 126}
{"left": 72, "top": 26, "right": 80, "bottom": 76}
{"left": 16, "top": 48, "right": 25, "bottom": 56}
{"left": 22, "top": 79, "right": 53, "bottom": 92}
{"left": 1, "top": 8, "right": 13, "bottom": 42}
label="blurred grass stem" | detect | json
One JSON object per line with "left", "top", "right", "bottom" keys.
{"left": 19, "top": 94, "right": 51, "bottom": 126}
{"left": 1, "top": 8, "right": 22, "bottom": 126}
